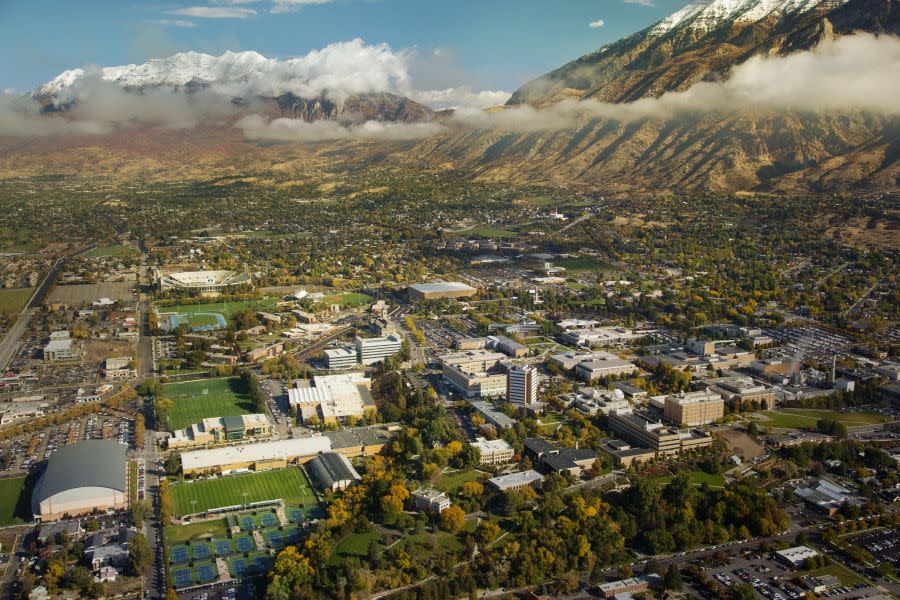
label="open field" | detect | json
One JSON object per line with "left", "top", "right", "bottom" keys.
{"left": 557, "top": 258, "right": 612, "bottom": 272}
{"left": 323, "top": 292, "right": 373, "bottom": 308}
{"left": 715, "top": 428, "right": 764, "bottom": 461}
{"left": 159, "top": 297, "right": 281, "bottom": 320}
{"left": 801, "top": 561, "right": 867, "bottom": 587}
{"left": 655, "top": 470, "right": 726, "bottom": 488}
{"left": 82, "top": 245, "right": 136, "bottom": 258}
{"left": 436, "top": 469, "right": 485, "bottom": 493}
{"left": 0, "top": 288, "right": 33, "bottom": 315}
{"left": 165, "top": 518, "right": 230, "bottom": 544}
{"left": 458, "top": 226, "right": 518, "bottom": 239}
{"left": 170, "top": 468, "right": 316, "bottom": 516}
{"left": 163, "top": 377, "right": 253, "bottom": 431}
{"left": 760, "top": 409, "right": 892, "bottom": 430}
{"left": 48, "top": 281, "right": 135, "bottom": 304}
{"left": 327, "top": 530, "right": 385, "bottom": 566}
{"left": 0, "top": 477, "right": 29, "bottom": 526}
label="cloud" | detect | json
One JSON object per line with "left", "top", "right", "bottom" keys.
{"left": 408, "top": 87, "right": 510, "bottom": 110}
{"left": 0, "top": 91, "right": 111, "bottom": 137}
{"left": 624, "top": 0, "right": 655, "bottom": 6}
{"left": 236, "top": 114, "right": 444, "bottom": 142}
{"left": 270, "top": 0, "right": 334, "bottom": 13}
{"left": 452, "top": 33, "right": 900, "bottom": 131}
{"left": 588, "top": 19, "right": 605, "bottom": 28}
{"left": 167, "top": 6, "right": 256, "bottom": 18}
{"left": 149, "top": 19, "right": 197, "bottom": 28}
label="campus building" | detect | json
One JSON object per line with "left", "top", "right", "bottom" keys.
{"left": 325, "top": 423, "right": 400, "bottom": 458}
{"left": 167, "top": 414, "right": 273, "bottom": 449}
{"left": 44, "top": 331, "right": 75, "bottom": 361}
{"left": 599, "top": 438, "right": 656, "bottom": 468}
{"left": 663, "top": 390, "right": 725, "bottom": 426}
{"left": 469, "top": 400, "right": 517, "bottom": 430}
{"left": 355, "top": 334, "right": 403, "bottom": 365}
{"left": 470, "top": 438, "right": 515, "bottom": 466}
{"left": 103, "top": 357, "right": 135, "bottom": 381}
{"left": 608, "top": 412, "right": 713, "bottom": 457}
{"left": 324, "top": 347, "right": 357, "bottom": 370}
{"left": 305, "top": 452, "right": 361, "bottom": 492}
{"left": 411, "top": 488, "right": 451, "bottom": 513}
{"left": 522, "top": 438, "right": 598, "bottom": 476}
{"left": 287, "top": 373, "right": 376, "bottom": 425}
{"left": 487, "top": 470, "right": 544, "bottom": 492}
{"left": 156, "top": 269, "right": 252, "bottom": 293}
{"left": 440, "top": 350, "right": 507, "bottom": 398}
{"left": 407, "top": 282, "right": 477, "bottom": 301}
{"left": 180, "top": 436, "right": 332, "bottom": 476}
{"left": 559, "top": 325, "right": 650, "bottom": 348}
{"left": 507, "top": 364, "right": 538, "bottom": 405}
{"left": 32, "top": 440, "right": 127, "bottom": 522}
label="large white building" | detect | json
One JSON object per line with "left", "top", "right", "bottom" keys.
{"left": 288, "top": 373, "right": 376, "bottom": 424}
{"left": 180, "top": 436, "right": 332, "bottom": 476}
{"left": 560, "top": 326, "right": 650, "bottom": 348}
{"left": 156, "top": 269, "right": 251, "bottom": 293}
{"left": 507, "top": 364, "right": 539, "bottom": 405}
{"left": 355, "top": 334, "right": 403, "bottom": 365}
{"left": 471, "top": 438, "right": 515, "bottom": 466}
{"left": 44, "top": 331, "right": 75, "bottom": 361}
{"left": 440, "top": 350, "right": 507, "bottom": 398}
{"left": 325, "top": 347, "right": 357, "bottom": 370}
{"left": 32, "top": 440, "right": 127, "bottom": 521}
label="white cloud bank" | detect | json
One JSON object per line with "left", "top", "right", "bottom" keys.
{"left": 236, "top": 114, "right": 445, "bottom": 142}
{"left": 453, "top": 33, "right": 900, "bottom": 131}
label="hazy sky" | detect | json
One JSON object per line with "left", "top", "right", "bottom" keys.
{"left": 1, "top": 0, "right": 689, "bottom": 92}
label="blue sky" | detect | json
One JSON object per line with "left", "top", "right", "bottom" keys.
{"left": 1, "top": 0, "right": 692, "bottom": 93}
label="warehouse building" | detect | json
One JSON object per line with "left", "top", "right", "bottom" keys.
{"left": 156, "top": 269, "right": 252, "bottom": 293}
{"left": 407, "top": 282, "right": 477, "bottom": 301}
{"left": 305, "top": 452, "right": 361, "bottom": 492}
{"left": 32, "top": 440, "right": 127, "bottom": 522}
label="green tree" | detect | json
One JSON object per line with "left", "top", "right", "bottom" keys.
{"left": 664, "top": 564, "right": 683, "bottom": 591}
{"left": 128, "top": 533, "right": 152, "bottom": 576}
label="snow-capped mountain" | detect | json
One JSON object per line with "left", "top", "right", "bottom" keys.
{"left": 507, "top": 0, "right": 889, "bottom": 106}
{"left": 36, "top": 51, "right": 273, "bottom": 97}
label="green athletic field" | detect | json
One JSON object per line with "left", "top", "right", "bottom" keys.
{"left": 170, "top": 468, "right": 317, "bottom": 516}
{"left": 0, "top": 477, "right": 30, "bottom": 526}
{"left": 160, "top": 297, "right": 281, "bottom": 320}
{"left": 163, "top": 377, "right": 254, "bottom": 431}
{"left": 760, "top": 409, "right": 892, "bottom": 430}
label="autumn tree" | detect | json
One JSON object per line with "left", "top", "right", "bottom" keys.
{"left": 440, "top": 505, "right": 466, "bottom": 533}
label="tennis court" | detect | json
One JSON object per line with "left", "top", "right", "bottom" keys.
{"left": 260, "top": 512, "right": 278, "bottom": 527}
{"left": 197, "top": 563, "right": 217, "bottom": 583}
{"left": 252, "top": 554, "right": 273, "bottom": 572}
{"left": 229, "top": 558, "right": 248, "bottom": 578}
{"left": 235, "top": 536, "right": 255, "bottom": 552}
{"left": 192, "top": 542, "right": 210, "bottom": 560}
{"left": 173, "top": 568, "right": 193, "bottom": 587}
{"left": 170, "top": 546, "right": 189, "bottom": 563}
{"left": 240, "top": 516, "right": 256, "bottom": 530}
{"left": 215, "top": 539, "right": 232, "bottom": 556}
{"left": 265, "top": 530, "right": 283, "bottom": 548}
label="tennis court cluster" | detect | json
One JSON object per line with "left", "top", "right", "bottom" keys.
{"left": 168, "top": 507, "right": 318, "bottom": 587}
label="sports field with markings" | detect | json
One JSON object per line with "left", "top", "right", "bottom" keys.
{"left": 170, "top": 467, "right": 316, "bottom": 516}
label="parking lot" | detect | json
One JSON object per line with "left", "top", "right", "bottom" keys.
{"left": 849, "top": 528, "right": 900, "bottom": 568}
{"left": 764, "top": 326, "right": 855, "bottom": 363}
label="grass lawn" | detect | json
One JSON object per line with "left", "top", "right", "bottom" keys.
{"left": 401, "top": 530, "right": 464, "bottom": 556}
{"left": 801, "top": 562, "right": 867, "bottom": 587}
{"left": 760, "top": 409, "right": 892, "bottom": 430}
{"left": 0, "top": 477, "right": 30, "bottom": 526}
{"left": 327, "top": 530, "right": 384, "bottom": 566}
{"left": 83, "top": 245, "right": 136, "bottom": 258}
{"left": 170, "top": 468, "right": 316, "bottom": 516}
{"left": 557, "top": 258, "right": 612, "bottom": 273}
{"left": 323, "top": 292, "right": 373, "bottom": 308}
{"left": 159, "top": 297, "right": 281, "bottom": 320}
{"left": 0, "top": 288, "right": 33, "bottom": 315}
{"left": 436, "top": 469, "right": 484, "bottom": 493}
{"left": 459, "top": 226, "right": 518, "bottom": 239}
{"left": 655, "top": 471, "right": 726, "bottom": 488}
{"left": 164, "top": 377, "right": 253, "bottom": 431}
{"left": 164, "top": 518, "right": 229, "bottom": 544}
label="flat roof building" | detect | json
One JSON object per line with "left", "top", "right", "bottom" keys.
{"left": 325, "top": 347, "right": 358, "bottom": 370}
{"left": 441, "top": 350, "right": 507, "bottom": 398}
{"left": 609, "top": 411, "right": 713, "bottom": 457}
{"left": 32, "top": 440, "right": 127, "bottom": 522}
{"left": 411, "top": 488, "right": 451, "bottom": 513}
{"left": 167, "top": 413, "right": 273, "bottom": 449}
{"left": 288, "top": 373, "right": 376, "bottom": 425}
{"left": 775, "top": 546, "right": 819, "bottom": 567}
{"left": 663, "top": 390, "right": 724, "bottom": 426}
{"left": 487, "top": 470, "right": 544, "bottom": 492}
{"left": 180, "top": 436, "right": 332, "bottom": 476}
{"left": 355, "top": 334, "right": 403, "bottom": 366}
{"left": 507, "top": 364, "right": 539, "bottom": 405}
{"left": 470, "top": 400, "right": 517, "bottom": 430}
{"left": 325, "top": 423, "right": 400, "bottom": 458}
{"left": 407, "top": 282, "right": 477, "bottom": 301}
{"left": 471, "top": 438, "right": 514, "bottom": 466}
{"left": 44, "top": 336, "right": 75, "bottom": 361}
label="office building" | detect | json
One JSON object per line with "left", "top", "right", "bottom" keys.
{"left": 608, "top": 412, "right": 712, "bottom": 457}
{"left": 440, "top": 350, "right": 507, "bottom": 398}
{"left": 44, "top": 332, "right": 75, "bottom": 361}
{"left": 663, "top": 390, "right": 724, "bottom": 426}
{"left": 488, "top": 335, "right": 529, "bottom": 358}
{"left": 103, "top": 357, "right": 135, "bottom": 381}
{"left": 507, "top": 364, "right": 539, "bottom": 405}
{"left": 470, "top": 438, "right": 514, "bottom": 466}
{"left": 325, "top": 347, "right": 357, "bottom": 370}
{"left": 355, "top": 334, "right": 403, "bottom": 365}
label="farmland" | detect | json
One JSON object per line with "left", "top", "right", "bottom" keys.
{"left": 0, "top": 288, "right": 33, "bottom": 316}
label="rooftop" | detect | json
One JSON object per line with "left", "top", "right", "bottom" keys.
{"left": 181, "top": 436, "right": 331, "bottom": 471}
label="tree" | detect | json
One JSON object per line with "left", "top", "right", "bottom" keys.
{"left": 664, "top": 564, "right": 683, "bottom": 591}
{"left": 134, "top": 413, "right": 145, "bottom": 448}
{"left": 440, "top": 505, "right": 466, "bottom": 533}
{"left": 266, "top": 546, "right": 314, "bottom": 600}
{"left": 132, "top": 499, "right": 152, "bottom": 526}
{"left": 129, "top": 532, "right": 152, "bottom": 576}
{"left": 159, "top": 479, "right": 172, "bottom": 524}
{"left": 166, "top": 587, "right": 179, "bottom": 600}
{"left": 43, "top": 559, "right": 65, "bottom": 590}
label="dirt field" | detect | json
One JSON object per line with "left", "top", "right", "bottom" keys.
{"left": 714, "top": 428, "right": 765, "bottom": 461}
{"left": 48, "top": 281, "right": 135, "bottom": 305}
